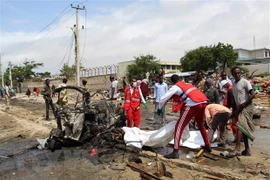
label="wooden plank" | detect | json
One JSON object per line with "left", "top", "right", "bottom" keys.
{"left": 156, "top": 161, "right": 166, "bottom": 177}
{"left": 127, "top": 162, "right": 161, "bottom": 180}
{"left": 203, "top": 153, "right": 219, "bottom": 161}
{"left": 204, "top": 174, "right": 227, "bottom": 180}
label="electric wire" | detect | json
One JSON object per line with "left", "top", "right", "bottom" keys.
{"left": 67, "top": 35, "right": 74, "bottom": 66}
{"left": 56, "top": 35, "right": 74, "bottom": 74}
{"left": 4, "top": 12, "right": 75, "bottom": 55}
{"left": 3, "top": 5, "right": 73, "bottom": 54}
{"left": 80, "top": 7, "right": 87, "bottom": 68}
{"left": 44, "top": 32, "right": 73, "bottom": 64}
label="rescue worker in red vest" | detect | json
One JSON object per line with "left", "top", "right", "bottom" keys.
{"left": 158, "top": 74, "right": 211, "bottom": 159}
{"left": 122, "top": 78, "right": 147, "bottom": 127}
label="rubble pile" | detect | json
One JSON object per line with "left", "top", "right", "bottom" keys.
{"left": 253, "top": 76, "right": 270, "bottom": 93}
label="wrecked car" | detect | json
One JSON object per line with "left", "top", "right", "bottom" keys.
{"left": 46, "top": 86, "right": 125, "bottom": 151}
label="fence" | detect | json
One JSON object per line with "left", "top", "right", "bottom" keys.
{"left": 80, "top": 64, "right": 118, "bottom": 77}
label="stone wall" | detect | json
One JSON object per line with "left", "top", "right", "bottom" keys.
{"left": 20, "top": 74, "right": 123, "bottom": 93}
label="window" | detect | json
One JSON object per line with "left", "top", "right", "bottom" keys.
{"left": 265, "top": 51, "right": 268, "bottom": 57}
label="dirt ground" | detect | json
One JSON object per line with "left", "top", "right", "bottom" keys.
{"left": 0, "top": 94, "right": 269, "bottom": 180}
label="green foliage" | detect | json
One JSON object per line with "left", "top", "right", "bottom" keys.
{"left": 60, "top": 63, "right": 76, "bottom": 79}
{"left": 180, "top": 46, "right": 213, "bottom": 72}
{"left": 127, "top": 54, "right": 160, "bottom": 82}
{"left": 4, "top": 60, "right": 43, "bottom": 84}
{"left": 36, "top": 71, "right": 51, "bottom": 78}
{"left": 180, "top": 42, "right": 238, "bottom": 72}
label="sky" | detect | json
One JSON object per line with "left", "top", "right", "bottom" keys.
{"left": 0, "top": 0, "right": 269, "bottom": 74}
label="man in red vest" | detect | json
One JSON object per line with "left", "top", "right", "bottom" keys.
{"left": 122, "top": 78, "right": 147, "bottom": 127}
{"left": 158, "top": 74, "right": 211, "bottom": 159}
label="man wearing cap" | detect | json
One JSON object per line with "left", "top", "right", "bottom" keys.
{"left": 109, "top": 76, "right": 118, "bottom": 100}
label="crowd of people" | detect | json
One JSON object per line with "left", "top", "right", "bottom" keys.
{"left": 1, "top": 66, "right": 257, "bottom": 160}
{"left": 120, "top": 67, "right": 256, "bottom": 159}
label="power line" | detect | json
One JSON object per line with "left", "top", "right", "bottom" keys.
{"left": 45, "top": 32, "right": 72, "bottom": 64}
{"left": 56, "top": 35, "right": 74, "bottom": 74}
{"left": 67, "top": 35, "right": 74, "bottom": 66}
{"left": 80, "top": 7, "right": 87, "bottom": 66}
{"left": 3, "top": 7, "right": 74, "bottom": 54}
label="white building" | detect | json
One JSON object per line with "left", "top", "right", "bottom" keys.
{"left": 234, "top": 48, "right": 270, "bottom": 64}
{"left": 234, "top": 48, "right": 270, "bottom": 75}
{"left": 118, "top": 60, "right": 181, "bottom": 77}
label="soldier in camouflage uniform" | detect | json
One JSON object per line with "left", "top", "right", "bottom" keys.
{"left": 41, "top": 79, "right": 56, "bottom": 120}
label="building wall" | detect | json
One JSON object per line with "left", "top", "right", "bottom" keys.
{"left": 118, "top": 60, "right": 135, "bottom": 77}
{"left": 21, "top": 75, "right": 118, "bottom": 93}
{"left": 243, "top": 64, "right": 270, "bottom": 75}
{"left": 236, "top": 48, "right": 270, "bottom": 61}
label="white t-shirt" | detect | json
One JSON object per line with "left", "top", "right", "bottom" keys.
{"left": 232, "top": 78, "right": 253, "bottom": 107}
{"left": 109, "top": 80, "right": 118, "bottom": 99}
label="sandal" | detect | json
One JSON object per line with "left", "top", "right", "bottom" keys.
{"left": 241, "top": 150, "right": 251, "bottom": 156}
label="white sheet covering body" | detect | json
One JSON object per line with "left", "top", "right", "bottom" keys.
{"left": 122, "top": 121, "right": 217, "bottom": 149}
{"left": 122, "top": 121, "right": 189, "bottom": 148}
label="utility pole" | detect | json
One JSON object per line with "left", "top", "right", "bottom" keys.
{"left": 9, "top": 61, "right": 13, "bottom": 87}
{"left": 71, "top": 4, "right": 85, "bottom": 86}
{"left": 0, "top": 54, "right": 3, "bottom": 87}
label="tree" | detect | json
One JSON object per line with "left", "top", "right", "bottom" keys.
{"left": 180, "top": 42, "right": 238, "bottom": 72}
{"left": 127, "top": 54, "right": 160, "bottom": 81}
{"left": 4, "top": 60, "right": 43, "bottom": 84}
{"left": 212, "top": 42, "right": 238, "bottom": 70}
{"left": 180, "top": 46, "right": 214, "bottom": 72}
{"left": 59, "top": 63, "right": 76, "bottom": 79}
{"left": 36, "top": 71, "right": 51, "bottom": 78}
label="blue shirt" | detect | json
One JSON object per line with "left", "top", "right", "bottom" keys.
{"left": 154, "top": 82, "right": 168, "bottom": 102}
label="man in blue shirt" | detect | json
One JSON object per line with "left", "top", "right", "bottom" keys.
{"left": 153, "top": 75, "right": 168, "bottom": 124}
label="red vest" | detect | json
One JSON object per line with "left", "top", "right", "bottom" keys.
{"left": 223, "top": 85, "right": 232, "bottom": 107}
{"left": 122, "top": 86, "right": 141, "bottom": 110}
{"left": 172, "top": 81, "right": 208, "bottom": 112}
{"left": 172, "top": 95, "right": 185, "bottom": 112}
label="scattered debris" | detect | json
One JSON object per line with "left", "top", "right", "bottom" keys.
{"left": 24, "top": 157, "right": 34, "bottom": 162}
{"left": 127, "top": 162, "right": 161, "bottom": 180}
{"left": 203, "top": 153, "right": 219, "bottom": 161}
{"left": 156, "top": 161, "right": 166, "bottom": 177}
{"left": 109, "top": 163, "right": 126, "bottom": 171}
{"left": 16, "top": 134, "right": 26, "bottom": 139}
{"left": 260, "top": 124, "right": 270, "bottom": 129}
{"left": 203, "top": 174, "right": 227, "bottom": 180}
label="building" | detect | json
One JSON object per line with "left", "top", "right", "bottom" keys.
{"left": 118, "top": 60, "right": 181, "bottom": 77}
{"left": 234, "top": 48, "right": 270, "bottom": 64}
{"left": 234, "top": 48, "right": 270, "bottom": 75}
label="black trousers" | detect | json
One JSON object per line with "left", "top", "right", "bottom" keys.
{"left": 45, "top": 98, "right": 56, "bottom": 120}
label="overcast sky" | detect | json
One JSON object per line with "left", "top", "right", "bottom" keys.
{"left": 0, "top": 0, "right": 269, "bottom": 74}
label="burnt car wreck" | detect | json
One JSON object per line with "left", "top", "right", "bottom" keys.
{"left": 46, "top": 86, "right": 126, "bottom": 151}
